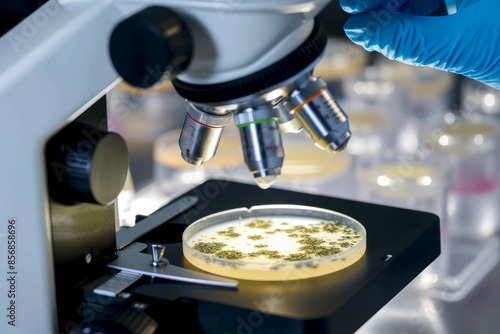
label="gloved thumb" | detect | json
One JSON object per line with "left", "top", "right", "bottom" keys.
{"left": 344, "top": 4, "right": 500, "bottom": 89}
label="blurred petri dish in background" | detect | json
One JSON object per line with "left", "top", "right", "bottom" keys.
{"left": 354, "top": 145, "right": 450, "bottom": 227}
{"left": 342, "top": 102, "right": 393, "bottom": 157}
{"left": 182, "top": 205, "right": 366, "bottom": 281}
{"left": 278, "top": 131, "right": 351, "bottom": 183}
{"left": 427, "top": 114, "right": 500, "bottom": 239}
{"left": 340, "top": 65, "right": 409, "bottom": 151}
{"left": 267, "top": 130, "right": 352, "bottom": 198}
{"left": 356, "top": 163, "right": 449, "bottom": 203}
{"left": 354, "top": 148, "right": 450, "bottom": 293}
{"left": 341, "top": 65, "right": 402, "bottom": 107}
{"left": 365, "top": 58, "right": 454, "bottom": 154}
{"left": 374, "top": 58, "right": 454, "bottom": 113}
{"left": 434, "top": 118, "right": 498, "bottom": 154}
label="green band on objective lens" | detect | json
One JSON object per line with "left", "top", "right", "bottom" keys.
{"left": 236, "top": 117, "right": 278, "bottom": 128}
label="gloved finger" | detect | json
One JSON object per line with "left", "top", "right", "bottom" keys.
{"left": 344, "top": 9, "right": 500, "bottom": 89}
{"left": 339, "top": 0, "right": 383, "bottom": 14}
{"left": 344, "top": 12, "right": 457, "bottom": 67}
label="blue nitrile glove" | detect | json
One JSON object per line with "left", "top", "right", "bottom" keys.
{"left": 341, "top": 0, "right": 500, "bottom": 89}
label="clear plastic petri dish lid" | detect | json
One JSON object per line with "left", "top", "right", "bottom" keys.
{"left": 182, "top": 205, "right": 366, "bottom": 281}
{"left": 435, "top": 120, "right": 499, "bottom": 155}
{"left": 355, "top": 163, "right": 450, "bottom": 200}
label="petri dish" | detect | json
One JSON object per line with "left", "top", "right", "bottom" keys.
{"left": 182, "top": 205, "right": 366, "bottom": 281}
{"left": 434, "top": 120, "right": 498, "bottom": 155}
{"left": 279, "top": 131, "right": 351, "bottom": 181}
{"left": 346, "top": 107, "right": 390, "bottom": 157}
{"left": 356, "top": 163, "right": 449, "bottom": 200}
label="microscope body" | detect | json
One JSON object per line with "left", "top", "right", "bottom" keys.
{"left": 0, "top": 1, "right": 339, "bottom": 333}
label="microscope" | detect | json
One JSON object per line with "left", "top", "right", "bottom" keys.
{"left": 0, "top": 1, "right": 440, "bottom": 333}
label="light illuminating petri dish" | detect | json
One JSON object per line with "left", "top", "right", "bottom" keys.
{"left": 182, "top": 205, "right": 366, "bottom": 281}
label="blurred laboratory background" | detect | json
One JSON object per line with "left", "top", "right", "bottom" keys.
{"left": 4, "top": 1, "right": 499, "bottom": 333}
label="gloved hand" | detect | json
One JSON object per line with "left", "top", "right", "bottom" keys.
{"left": 340, "top": 0, "right": 500, "bottom": 89}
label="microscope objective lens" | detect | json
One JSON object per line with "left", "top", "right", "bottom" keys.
{"left": 178, "top": 103, "right": 232, "bottom": 165}
{"left": 234, "top": 106, "right": 284, "bottom": 189}
{"left": 281, "top": 77, "right": 351, "bottom": 153}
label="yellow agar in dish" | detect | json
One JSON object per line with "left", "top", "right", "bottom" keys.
{"left": 182, "top": 205, "right": 366, "bottom": 281}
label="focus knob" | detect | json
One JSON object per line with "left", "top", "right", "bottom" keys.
{"left": 46, "top": 122, "right": 129, "bottom": 205}
{"left": 109, "top": 6, "right": 193, "bottom": 88}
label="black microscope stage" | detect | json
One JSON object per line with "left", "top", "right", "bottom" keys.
{"left": 115, "top": 180, "right": 441, "bottom": 334}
